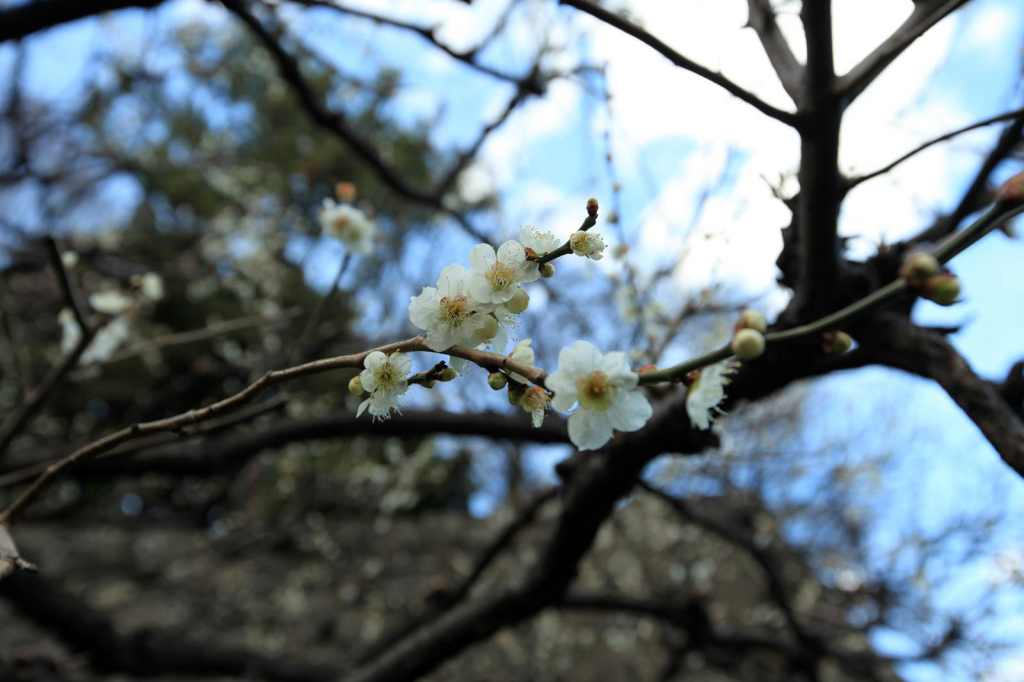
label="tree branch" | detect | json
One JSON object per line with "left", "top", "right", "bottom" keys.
{"left": 745, "top": 0, "right": 802, "bottom": 102}
{"left": 864, "top": 314, "right": 1024, "bottom": 477}
{"left": 847, "top": 106, "right": 1024, "bottom": 190}
{"left": 0, "top": 0, "right": 168, "bottom": 43}
{"left": 835, "top": 0, "right": 973, "bottom": 106}
{"left": 558, "top": 0, "right": 800, "bottom": 127}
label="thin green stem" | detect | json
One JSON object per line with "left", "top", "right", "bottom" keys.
{"left": 639, "top": 201, "right": 1019, "bottom": 385}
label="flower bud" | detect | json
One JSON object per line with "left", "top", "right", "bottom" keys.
{"left": 682, "top": 370, "right": 701, "bottom": 387}
{"left": 488, "top": 372, "right": 508, "bottom": 390}
{"left": 899, "top": 251, "right": 940, "bottom": 285}
{"left": 731, "top": 328, "right": 765, "bottom": 360}
{"left": 508, "top": 387, "right": 523, "bottom": 406}
{"left": 922, "top": 274, "right": 961, "bottom": 306}
{"left": 420, "top": 380, "right": 437, "bottom": 388}
{"left": 734, "top": 310, "right": 767, "bottom": 334}
{"left": 348, "top": 375, "right": 364, "bottom": 395}
{"left": 521, "top": 386, "right": 548, "bottom": 414}
{"left": 586, "top": 197, "right": 599, "bottom": 217}
{"left": 335, "top": 181, "right": 357, "bottom": 202}
{"left": 439, "top": 367, "right": 458, "bottom": 382}
{"left": 539, "top": 262, "right": 555, "bottom": 278}
{"left": 478, "top": 313, "right": 499, "bottom": 340}
{"left": 821, "top": 331, "right": 852, "bottom": 355}
{"left": 995, "top": 170, "right": 1024, "bottom": 203}
{"left": 504, "top": 287, "right": 530, "bottom": 314}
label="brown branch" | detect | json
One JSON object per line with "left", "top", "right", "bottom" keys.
{"left": 908, "top": 113, "right": 1024, "bottom": 246}
{"left": 0, "top": 0, "right": 168, "bottom": 43}
{"left": 220, "top": 0, "right": 490, "bottom": 241}
{"left": 745, "top": 0, "right": 802, "bottom": 102}
{"left": 863, "top": 314, "right": 1024, "bottom": 477}
{"left": 0, "top": 336, "right": 545, "bottom": 529}
{"left": 848, "top": 106, "right": 1024, "bottom": 189}
{"left": 835, "top": 0, "right": 973, "bottom": 106}
{"left": 558, "top": 0, "right": 800, "bottom": 127}
{"left": 284, "top": 0, "right": 533, "bottom": 87}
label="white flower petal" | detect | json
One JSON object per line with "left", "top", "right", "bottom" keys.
{"left": 496, "top": 240, "right": 525, "bottom": 265}
{"left": 409, "top": 288, "right": 441, "bottom": 330}
{"left": 568, "top": 409, "right": 614, "bottom": 451}
{"left": 360, "top": 367, "right": 377, "bottom": 392}
{"left": 560, "top": 340, "right": 601, "bottom": 376}
{"left": 390, "top": 352, "right": 412, "bottom": 375}
{"left": 357, "top": 398, "right": 372, "bottom": 418}
{"left": 601, "top": 352, "right": 638, "bottom": 389}
{"left": 436, "top": 264, "right": 468, "bottom": 297}
{"left": 468, "top": 244, "right": 496, "bottom": 274}
{"left": 364, "top": 351, "right": 387, "bottom": 371}
{"left": 547, "top": 370, "right": 579, "bottom": 411}
{"left": 468, "top": 274, "right": 495, "bottom": 304}
{"left": 608, "top": 391, "right": 652, "bottom": 432}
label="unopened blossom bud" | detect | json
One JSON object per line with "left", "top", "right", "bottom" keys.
{"left": 504, "top": 287, "right": 530, "bottom": 314}
{"left": 586, "top": 197, "right": 599, "bottom": 217}
{"left": 439, "top": 367, "right": 458, "bottom": 382}
{"left": 735, "top": 310, "right": 767, "bottom": 334}
{"left": 420, "top": 379, "right": 437, "bottom": 388}
{"left": 335, "top": 181, "right": 357, "bottom": 202}
{"left": 488, "top": 372, "right": 508, "bottom": 390}
{"left": 922, "top": 274, "right": 961, "bottom": 306}
{"left": 539, "top": 262, "right": 555, "bottom": 278}
{"left": 899, "top": 251, "right": 940, "bottom": 285}
{"left": 821, "top": 331, "right": 852, "bottom": 355}
{"left": 683, "top": 370, "right": 701, "bottom": 387}
{"left": 478, "top": 313, "right": 499, "bottom": 340}
{"left": 521, "top": 386, "right": 548, "bottom": 414}
{"left": 348, "top": 375, "right": 364, "bottom": 395}
{"left": 508, "top": 387, "right": 523, "bottom": 406}
{"left": 995, "top": 170, "right": 1024, "bottom": 203}
{"left": 731, "top": 328, "right": 766, "bottom": 360}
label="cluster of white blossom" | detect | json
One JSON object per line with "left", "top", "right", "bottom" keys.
{"left": 59, "top": 272, "right": 165, "bottom": 365}
{"left": 346, "top": 204, "right": 735, "bottom": 451}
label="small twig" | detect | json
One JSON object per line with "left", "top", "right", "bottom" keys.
{"left": 847, "top": 106, "right": 1024, "bottom": 189}
{"left": 295, "top": 256, "right": 350, "bottom": 361}
{"left": 43, "top": 236, "right": 90, "bottom": 332}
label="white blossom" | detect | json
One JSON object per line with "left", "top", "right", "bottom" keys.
{"left": 685, "top": 361, "right": 737, "bottom": 430}
{"left": 319, "top": 199, "right": 376, "bottom": 254}
{"left": 409, "top": 264, "right": 486, "bottom": 352}
{"left": 139, "top": 272, "right": 165, "bottom": 301}
{"left": 546, "top": 340, "right": 653, "bottom": 451}
{"left": 89, "top": 289, "right": 134, "bottom": 315}
{"left": 468, "top": 240, "right": 538, "bottom": 305}
{"left": 357, "top": 351, "right": 411, "bottom": 420}
{"left": 519, "top": 225, "right": 560, "bottom": 258}
{"left": 570, "top": 231, "right": 605, "bottom": 260}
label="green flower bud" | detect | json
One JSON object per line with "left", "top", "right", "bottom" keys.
{"left": 488, "top": 372, "right": 508, "bottom": 390}
{"left": 504, "top": 287, "right": 530, "bottom": 314}
{"left": 899, "top": 252, "right": 940, "bottom": 285}
{"left": 420, "top": 380, "right": 437, "bottom": 389}
{"left": 539, "top": 262, "right": 555, "bottom": 278}
{"left": 508, "top": 387, "right": 523, "bottom": 406}
{"left": 735, "top": 310, "right": 767, "bottom": 334}
{"left": 821, "top": 331, "right": 853, "bottom": 355}
{"left": 439, "top": 367, "right": 458, "bottom": 382}
{"left": 348, "top": 375, "right": 363, "bottom": 395}
{"left": 731, "top": 328, "right": 765, "bottom": 360}
{"left": 473, "top": 313, "right": 499, "bottom": 343}
{"left": 923, "top": 274, "right": 961, "bottom": 306}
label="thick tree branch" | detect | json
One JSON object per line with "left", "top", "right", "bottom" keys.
{"left": 559, "top": 0, "right": 800, "bottom": 127}
{"left": 864, "top": 315, "right": 1024, "bottom": 477}
{"left": 745, "top": 0, "right": 802, "bottom": 102}
{"left": 792, "top": 0, "right": 841, "bottom": 318}
{"left": 836, "top": 0, "right": 973, "bottom": 106}
{"left": 0, "top": 0, "right": 168, "bottom": 43}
